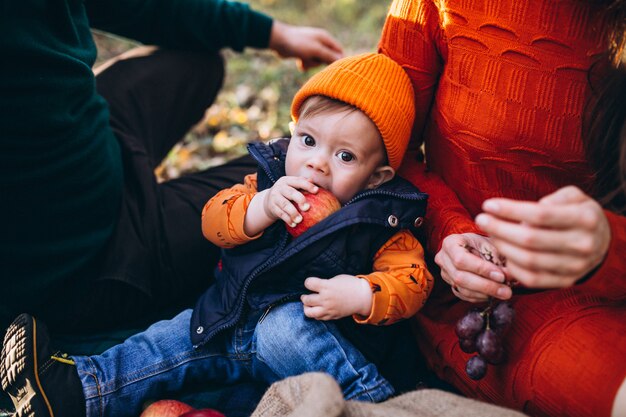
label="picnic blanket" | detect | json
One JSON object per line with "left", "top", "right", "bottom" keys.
{"left": 251, "top": 372, "right": 528, "bottom": 417}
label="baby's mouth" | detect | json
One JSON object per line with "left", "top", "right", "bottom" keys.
{"left": 304, "top": 177, "right": 325, "bottom": 190}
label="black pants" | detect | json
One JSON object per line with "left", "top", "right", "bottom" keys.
{"left": 37, "top": 49, "right": 257, "bottom": 333}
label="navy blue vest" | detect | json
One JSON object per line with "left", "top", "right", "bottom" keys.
{"left": 191, "top": 139, "right": 428, "bottom": 348}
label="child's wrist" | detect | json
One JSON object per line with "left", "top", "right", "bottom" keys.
{"left": 244, "top": 190, "right": 274, "bottom": 236}
{"left": 357, "top": 278, "right": 373, "bottom": 316}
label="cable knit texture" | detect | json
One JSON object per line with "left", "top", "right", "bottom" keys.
{"left": 379, "top": 1, "right": 626, "bottom": 416}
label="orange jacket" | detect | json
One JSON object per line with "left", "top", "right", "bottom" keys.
{"left": 202, "top": 173, "right": 433, "bottom": 326}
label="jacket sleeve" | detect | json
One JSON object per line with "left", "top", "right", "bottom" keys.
{"left": 579, "top": 210, "right": 626, "bottom": 300}
{"left": 354, "top": 230, "right": 434, "bottom": 325}
{"left": 379, "top": 0, "right": 482, "bottom": 253}
{"left": 201, "top": 173, "right": 262, "bottom": 248}
{"left": 85, "top": 0, "right": 273, "bottom": 52}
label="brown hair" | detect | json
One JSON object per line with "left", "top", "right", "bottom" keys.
{"left": 589, "top": 0, "right": 626, "bottom": 66}
{"left": 604, "top": 0, "right": 626, "bottom": 66}
{"left": 298, "top": 96, "right": 357, "bottom": 121}
{"left": 584, "top": 64, "right": 626, "bottom": 214}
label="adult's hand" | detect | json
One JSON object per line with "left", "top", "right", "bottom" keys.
{"left": 269, "top": 20, "right": 343, "bottom": 71}
{"left": 476, "top": 186, "right": 611, "bottom": 288}
{"left": 435, "top": 233, "right": 510, "bottom": 303}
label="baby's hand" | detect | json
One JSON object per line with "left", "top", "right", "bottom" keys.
{"left": 263, "top": 176, "right": 318, "bottom": 227}
{"left": 301, "top": 275, "right": 372, "bottom": 320}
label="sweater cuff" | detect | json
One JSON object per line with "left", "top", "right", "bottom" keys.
{"left": 352, "top": 275, "right": 389, "bottom": 325}
{"left": 246, "top": 10, "right": 273, "bottom": 49}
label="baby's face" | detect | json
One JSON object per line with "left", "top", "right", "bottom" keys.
{"left": 285, "top": 107, "right": 387, "bottom": 204}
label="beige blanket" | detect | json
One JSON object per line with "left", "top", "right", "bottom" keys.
{"left": 251, "top": 373, "right": 527, "bottom": 417}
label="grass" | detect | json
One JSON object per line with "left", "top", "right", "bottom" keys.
{"left": 93, "top": 0, "right": 389, "bottom": 180}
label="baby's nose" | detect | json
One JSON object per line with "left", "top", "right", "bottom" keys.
{"left": 306, "top": 155, "right": 329, "bottom": 172}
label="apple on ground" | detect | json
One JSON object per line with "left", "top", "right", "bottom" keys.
{"left": 287, "top": 187, "right": 341, "bottom": 238}
{"left": 139, "top": 400, "right": 226, "bottom": 417}
{"left": 140, "top": 399, "right": 193, "bottom": 417}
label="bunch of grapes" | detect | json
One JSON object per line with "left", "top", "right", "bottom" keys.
{"left": 456, "top": 245, "right": 515, "bottom": 380}
{"left": 455, "top": 300, "right": 515, "bottom": 380}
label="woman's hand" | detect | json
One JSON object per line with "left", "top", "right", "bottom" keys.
{"left": 476, "top": 186, "right": 611, "bottom": 288}
{"left": 269, "top": 21, "right": 343, "bottom": 70}
{"left": 435, "top": 233, "right": 510, "bottom": 303}
{"left": 301, "top": 275, "right": 372, "bottom": 320}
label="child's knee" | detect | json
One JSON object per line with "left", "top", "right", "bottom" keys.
{"left": 255, "top": 302, "right": 311, "bottom": 365}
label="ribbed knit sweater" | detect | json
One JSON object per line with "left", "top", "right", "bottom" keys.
{"left": 0, "top": 0, "right": 272, "bottom": 322}
{"left": 379, "top": 1, "right": 626, "bottom": 416}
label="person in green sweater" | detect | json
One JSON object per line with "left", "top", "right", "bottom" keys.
{"left": 0, "top": 0, "right": 343, "bottom": 335}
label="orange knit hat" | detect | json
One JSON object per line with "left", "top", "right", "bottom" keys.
{"left": 291, "top": 53, "right": 415, "bottom": 170}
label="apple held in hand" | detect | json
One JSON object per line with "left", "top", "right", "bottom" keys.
{"left": 140, "top": 400, "right": 194, "bottom": 417}
{"left": 287, "top": 187, "right": 341, "bottom": 238}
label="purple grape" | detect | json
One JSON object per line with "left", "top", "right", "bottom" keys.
{"left": 455, "top": 310, "right": 485, "bottom": 339}
{"left": 491, "top": 301, "right": 515, "bottom": 333}
{"left": 465, "top": 355, "right": 487, "bottom": 380}
{"left": 476, "top": 329, "right": 504, "bottom": 364}
{"left": 459, "top": 337, "right": 477, "bottom": 353}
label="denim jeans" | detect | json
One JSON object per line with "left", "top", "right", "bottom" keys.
{"left": 73, "top": 302, "right": 395, "bottom": 417}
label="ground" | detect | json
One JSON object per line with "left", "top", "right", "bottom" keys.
{"left": 93, "top": 0, "right": 388, "bottom": 181}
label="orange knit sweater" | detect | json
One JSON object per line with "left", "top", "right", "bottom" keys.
{"left": 380, "top": 1, "right": 626, "bottom": 416}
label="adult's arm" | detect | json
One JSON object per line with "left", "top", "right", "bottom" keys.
{"left": 85, "top": 0, "right": 343, "bottom": 67}
{"left": 86, "top": 0, "right": 273, "bottom": 52}
{"left": 379, "top": 0, "right": 510, "bottom": 303}
{"left": 378, "top": 0, "right": 483, "bottom": 254}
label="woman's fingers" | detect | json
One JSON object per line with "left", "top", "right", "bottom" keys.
{"left": 538, "top": 185, "right": 588, "bottom": 205}
{"left": 436, "top": 234, "right": 511, "bottom": 301}
{"left": 490, "top": 237, "right": 595, "bottom": 276}
{"left": 478, "top": 187, "right": 611, "bottom": 287}
{"left": 481, "top": 198, "right": 598, "bottom": 230}
{"left": 503, "top": 261, "right": 579, "bottom": 288}
{"left": 476, "top": 213, "right": 596, "bottom": 255}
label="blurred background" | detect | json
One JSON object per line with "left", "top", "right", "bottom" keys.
{"left": 93, "top": 0, "right": 389, "bottom": 181}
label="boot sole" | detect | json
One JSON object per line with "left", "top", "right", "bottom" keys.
{"left": 1, "top": 314, "right": 54, "bottom": 417}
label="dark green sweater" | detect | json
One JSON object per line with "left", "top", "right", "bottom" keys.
{"left": 0, "top": 0, "right": 272, "bottom": 320}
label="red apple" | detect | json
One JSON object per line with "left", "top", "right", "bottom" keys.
{"left": 287, "top": 187, "right": 341, "bottom": 238}
{"left": 179, "top": 409, "right": 226, "bottom": 417}
{"left": 140, "top": 400, "right": 194, "bottom": 417}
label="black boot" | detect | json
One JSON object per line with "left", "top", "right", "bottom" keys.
{"left": 0, "top": 314, "right": 86, "bottom": 417}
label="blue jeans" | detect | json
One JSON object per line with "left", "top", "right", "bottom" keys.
{"left": 73, "top": 302, "right": 395, "bottom": 417}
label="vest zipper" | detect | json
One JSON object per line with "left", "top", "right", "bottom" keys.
{"left": 257, "top": 305, "right": 273, "bottom": 324}
{"left": 248, "top": 144, "right": 278, "bottom": 183}
{"left": 196, "top": 232, "right": 289, "bottom": 347}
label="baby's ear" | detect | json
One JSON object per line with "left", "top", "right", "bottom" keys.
{"left": 366, "top": 166, "right": 395, "bottom": 189}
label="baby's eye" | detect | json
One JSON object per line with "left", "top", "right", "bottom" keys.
{"left": 303, "top": 135, "right": 315, "bottom": 147}
{"left": 338, "top": 151, "right": 354, "bottom": 162}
